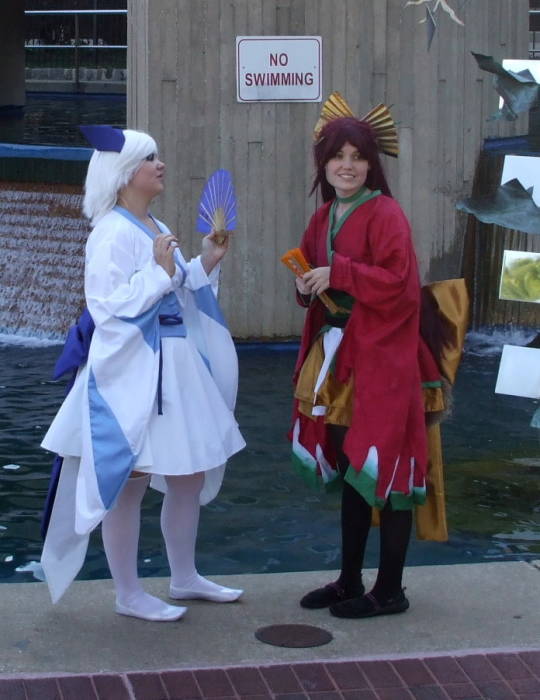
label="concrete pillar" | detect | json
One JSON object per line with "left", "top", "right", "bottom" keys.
{"left": 0, "top": 1, "right": 25, "bottom": 109}
{"left": 127, "top": 1, "right": 149, "bottom": 130}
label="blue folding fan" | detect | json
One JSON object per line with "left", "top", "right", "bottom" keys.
{"left": 196, "top": 169, "right": 237, "bottom": 243}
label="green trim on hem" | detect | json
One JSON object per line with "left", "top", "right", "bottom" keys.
{"left": 291, "top": 453, "right": 342, "bottom": 493}
{"left": 387, "top": 492, "right": 414, "bottom": 511}
{"left": 344, "top": 464, "right": 377, "bottom": 504}
{"left": 422, "top": 380, "right": 443, "bottom": 388}
{"left": 412, "top": 486, "right": 427, "bottom": 506}
{"left": 344, "top": 465, "right": 426, "bottom": 510}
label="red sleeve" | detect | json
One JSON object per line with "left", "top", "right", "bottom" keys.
{"left": 299, "top": 210, "right": 319, "bottom": 266}
{"left": 329, "top": 199, "right": 417, "bottom": 315}
{"left": 292, "top": 205, "right": 329, "bottom": 378}
{"left": 295, "top": 205, "right": 329, "bottom": 308}
{"left": 294, "top": 214, "right": 316, "bottom": 308}
{"left": 295, "top": 290, "right": 311, "bottom": 308}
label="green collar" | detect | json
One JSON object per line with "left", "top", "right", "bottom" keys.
{"left": 336, "top": 188, "right": 370, "bottom": 204}
{"left": 327, "top": 186, "right": 381, "bottom": 263}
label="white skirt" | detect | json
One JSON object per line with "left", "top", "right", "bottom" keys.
{"left": 42, "top": 336, "right": 245, "bottom": 479}
{"left": 135, "top": 336, "right": 245, "bottom": 475}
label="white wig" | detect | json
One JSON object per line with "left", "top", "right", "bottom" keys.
{"left": 83, "top": 129, "right": 158, "bottom": 226}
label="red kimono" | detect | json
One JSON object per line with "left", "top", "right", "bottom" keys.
{"left": 292, "top": 194, "right": 439, "bottom": 507}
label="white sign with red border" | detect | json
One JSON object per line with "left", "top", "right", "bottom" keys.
{"left": 236, "top": 36, "right": 322, "bottom": 103}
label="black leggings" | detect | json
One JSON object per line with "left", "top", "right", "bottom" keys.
{"left": 328, "top": 424, "right": 412, "bottom": 602}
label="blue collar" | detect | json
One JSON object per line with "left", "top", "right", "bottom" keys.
{"left": 113, "top": 205, "right": 186, "bottom": 281}
{"left": 113, "top": 205, "right": 165, "bottom": 240}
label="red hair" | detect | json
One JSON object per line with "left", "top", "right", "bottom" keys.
{"left": 311, "top": 117, "right": 392, "bottom": 201}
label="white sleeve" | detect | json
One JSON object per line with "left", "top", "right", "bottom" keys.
{"left": 85, "top": 225, "right": 173, "bottom": 325}
{"left": 183, "top": 255, "right": 220, "bottom": 294}
{"left": 154, "top": 219, "right": 187, "bottom": 291}
{"left": 170, "top": 263, "right": 187, "bottom": 289}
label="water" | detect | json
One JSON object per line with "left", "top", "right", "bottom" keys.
{"left": 0, "top": 93, "right": 126, "bottom": 147}
{"left": 0, "top": 186, "right": 87, "bottom": 340}
{"left": 0, "top": 330, "right": 539, "bottom": 586}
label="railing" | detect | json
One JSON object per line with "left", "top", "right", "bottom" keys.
{"left": 531, "top": 33, "right": 540, "bottom": 60}
{"left": 530, "top": 9, "right": 540, "bottom": 59}
{"left": 24, "top": 9, "right": 127, "bottom": 87}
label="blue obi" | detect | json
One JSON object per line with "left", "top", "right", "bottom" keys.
{"left": 158, "top": 292, "right": 186, "bottom": 338}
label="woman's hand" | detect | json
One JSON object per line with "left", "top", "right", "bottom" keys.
{"left": 295, "top": 274, "right": 312, "bottom": 296}
{"left": 303, "top": 266, "right": 330, "bottom": 295}
{"left": 153, "top": 233, "right": 177, "bottom": 278}
{"left": 201, "top": 231, "right": 230, "bottom": 274}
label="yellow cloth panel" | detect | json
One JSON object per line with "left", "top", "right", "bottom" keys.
{"left": 415, "top": 423, "right": 448, "bottom": 541}
{"left": 295, "top": 334, "right": 353, "bottom": 426}
{"left": 425, "top": 278, "right": 469, "bottom": 385}
{"left": 371, "top": 424, "right": 447, "bottom": 540}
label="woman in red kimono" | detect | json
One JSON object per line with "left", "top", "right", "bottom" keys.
{"left": 292, "top": 115, "right": 439, "bottom": 618}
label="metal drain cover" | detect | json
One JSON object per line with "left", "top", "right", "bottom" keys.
{"left": 255, "top": 623, "right": 333, "bottom": 648}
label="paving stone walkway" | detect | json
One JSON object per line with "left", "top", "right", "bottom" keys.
{"left": 1, "top": 650, "right": 539, "bottom": 700}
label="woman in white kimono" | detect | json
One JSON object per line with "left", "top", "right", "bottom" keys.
{"left": 41, "top": 126, "right": 246, "bottom": 621}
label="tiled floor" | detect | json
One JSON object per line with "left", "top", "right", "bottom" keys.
{"left": 1, "top": 651, "right": 539, "bottom": 700}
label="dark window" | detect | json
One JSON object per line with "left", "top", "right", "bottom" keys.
{"left": 25, "top": 1, "right": 127, "bottom": 47}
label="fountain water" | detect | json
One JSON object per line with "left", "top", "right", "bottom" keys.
{"left": 0, "top": 119, "right": 538, "bottom": 582}
{"left": 0, "top": 182, "right": 87, "bottom": 340}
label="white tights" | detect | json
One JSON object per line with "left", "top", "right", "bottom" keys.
{"left": 102, "top": 471, "right": 241, "bottom": 619}
{"left": 162, "top": 473, "right": 243, "bottom": 602}
{"left": 101, "top": 474, "right": 149, "bottom": 605}
{"left": 160, "top": 472, "right": 203, "bottom": 587}
{"left": 101, "top": 474, "right": 185, "bottom": 620}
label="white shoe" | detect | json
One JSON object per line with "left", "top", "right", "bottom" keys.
{"left": 170, "top": 577, "right": 243, "bottom": 603}
{"left": 115, "top": 599, "right": 187, "bottom": 621}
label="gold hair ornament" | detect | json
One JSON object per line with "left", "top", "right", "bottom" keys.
{"left": 313, "top": 91, "right": 399, "bottom": 158}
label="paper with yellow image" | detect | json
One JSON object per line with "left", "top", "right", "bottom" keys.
{"left": 499, "top": 250, "right": 540, "bottom": 303}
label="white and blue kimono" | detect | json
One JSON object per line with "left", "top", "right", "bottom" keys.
{"left": 41, "top": 206, "right": 245, "bottom": 603}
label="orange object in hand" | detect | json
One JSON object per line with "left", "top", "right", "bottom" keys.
{"left": 280, "top": 248, "right": 340, "bottom": 314}
{"left": 280, "top": 248, "right": 311, "bottom": 277}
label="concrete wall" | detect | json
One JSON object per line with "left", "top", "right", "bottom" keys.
{"left": 0, "top": 1, "right": 25, "bottom": 108}
{"left": 128, "top": 0, "right": 529, "bottom": 339}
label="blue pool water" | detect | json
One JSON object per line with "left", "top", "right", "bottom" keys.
{"left": 0, "top": 330, "right": 539, "bottom": 585}
{"left": 0, "top": 92, "right": 126, "bottom": 146}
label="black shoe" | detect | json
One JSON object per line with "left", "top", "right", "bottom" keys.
{"left": 300, "top": 581, "right": 364, "bottom": 609}
{"left": 329, "top": 589, "right": 409, "bottom": 619}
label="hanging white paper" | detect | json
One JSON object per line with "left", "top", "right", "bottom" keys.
{"left": 495, "top": 344, "right": 540, "bottom": 398}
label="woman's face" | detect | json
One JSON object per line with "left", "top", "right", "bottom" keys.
{"left": 324, "top": 141, "right": 370, "bottom": 199}
{"left": 129, "top": 152, "right": 165, "bottom": 200}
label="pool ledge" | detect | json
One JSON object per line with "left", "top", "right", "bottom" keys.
{"left": 0, "top": 142, "right": 92, "bottom": 160}
{"left": 0, "top": 562, "right": 539, "bottom": 678}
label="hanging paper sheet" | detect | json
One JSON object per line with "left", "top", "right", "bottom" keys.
{"left": 495, "top": 344, "right": 540, "bottom": 398}
{"left": 499, "top": 250, "right": 540, "bottom": 304}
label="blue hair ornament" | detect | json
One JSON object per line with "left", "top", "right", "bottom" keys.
{"left": 79, "top": 124, "right": 125, "bottom": 152}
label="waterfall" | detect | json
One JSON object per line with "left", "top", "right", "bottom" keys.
{"left": 0, "top": 183, "right": 87, "bottom": 341}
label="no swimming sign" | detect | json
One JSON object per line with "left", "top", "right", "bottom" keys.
{"left": 236, "top": 36, "right": 322, "bottom": 103}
